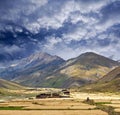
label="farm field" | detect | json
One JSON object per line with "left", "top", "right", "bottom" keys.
{"left": 0, "top": 90, "right": 120, "bottom": 115}
{"left": 0, "top": 98, "right": 107, "bottom": 115}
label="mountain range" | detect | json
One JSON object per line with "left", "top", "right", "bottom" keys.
{"left": 0, "top": 52, "right": 119, "bottom": 88}
{"left": 37, "top": 52, "right": 119, "bottom": 88}
{"left": 0, "top": 0, "right": 120, "bottom": 93}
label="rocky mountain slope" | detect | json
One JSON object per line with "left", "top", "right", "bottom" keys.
{"left": 0, "top": 52, "right": 119, "bottom": 88}
{"left": 79, "top": 66, "right": 120, "bottom": 92}
{"left": 39, "top": 52, "right": 119, "bottom": 88}
{"left": 3, "top": 52, "right": 118, "bottom": 88}
{"left": 0, "top": 52, "right": 65, "bottom": 81}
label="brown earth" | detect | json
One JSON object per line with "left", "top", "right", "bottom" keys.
{"left": 0, "top": 92, "right": 120, "bottom": 115}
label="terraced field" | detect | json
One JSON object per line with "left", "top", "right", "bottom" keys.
{"left": 0, "top": 91, "right": 120, "bottom": 115}
{"left": 0, "top": 98, "right": 107, "bottom": 115}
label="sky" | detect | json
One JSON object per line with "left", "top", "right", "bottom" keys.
{"left": 0, "top": 0, "right": 120, "bottom": 61}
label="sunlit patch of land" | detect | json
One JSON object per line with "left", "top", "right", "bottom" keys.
{"left": 0, "top": 88, "right": 120, "bottom": 115}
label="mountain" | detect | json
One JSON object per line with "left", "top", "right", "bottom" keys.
{"left": 0, "top": 78, "right": 25, "bottom": 90}
{"left": 72, "top": 52, "right": 119, "bottom": 67}
{"left": 0, "top": 52, "right": 119, "bottom": 88}
{"left": 100, "top": 66, "right": 120, "bottom": 82}
{"left": 0, "top": 52, "right": 65, "bottom": 81}
{"left": 79, "top": 66, "right": 120, "bottom": 92}
{"left": 12, "top": 52, "right": 118, "bottom": 88}
{"left": 38, "top": 52, "right": 119, "bottom": 88}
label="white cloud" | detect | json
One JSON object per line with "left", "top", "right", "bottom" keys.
{"left": 63, "top": 27, "right": 87, "bottom": 43}
{"left": 26, "top": 22, "right": 41, "bottom": 33}
{"left": 25, "top": 0, "right": 107, "bottom": 32}
{"left": 98, "top": 34, "right": 108, "bottom": 39}
{"left": 1, "top": 0, "right": 120, "bottom": 60}
{"left": 37, "top": 16, "right": 62, "bottom": 29}
{"left": 26, "top": 0, "right": 75, "bottom": 31}
{"left": 44, "top": 36, "right": 62, "bottom": 50}
{"left": 74, "top": 0, "right": 108, "bottom": 13}
{"left": 95, "top": 19, "right": 120, "bottom": 33}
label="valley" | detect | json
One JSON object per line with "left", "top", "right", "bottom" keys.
{"left": 0, "top": 52, "right": 119, "bottom": 88}
{"left": 0, "top": 88, "right": 120, "bottom": 115}
{"left": 0, "top": 52, "right": 120, "bottom": 115}
{"left": 0, "top": 0, "right": 120, "bottom": 115}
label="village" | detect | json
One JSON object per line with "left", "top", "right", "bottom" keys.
{"left": 0, "top": 88, "right": 120, "bottom": 115}
{"left": 36, "top": 89, "right": 70, "bottom": 99}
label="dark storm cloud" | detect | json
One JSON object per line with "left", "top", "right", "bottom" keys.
{"left": 0, "top": 0, "right": 120, "bottom": 61}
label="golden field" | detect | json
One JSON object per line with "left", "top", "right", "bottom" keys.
{"left": 0, "top": 90, "right": 120, "bottom": 115}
